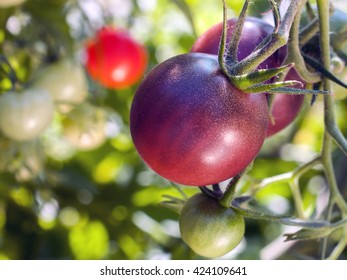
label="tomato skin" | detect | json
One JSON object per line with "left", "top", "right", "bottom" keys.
{"left": 179, "top": 193, "right": 245, "bottom": 258}
{"left": 85, "top": 26, "right": 148, "bottom": 90}
{"left": 32, "top": 59, "right": 88, "bottom": 113}
{"left": 0, "top": 89, "right": 54, "bottom": 141}
{"left": 130, "top": 53, "right": 268, "bottom": 186}
{"left": 192, "top": 17, "right": 305, "bottom": 137}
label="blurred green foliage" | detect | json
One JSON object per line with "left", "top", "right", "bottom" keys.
{"left": 0, "top": 0, "right": 347, "bottom": 260}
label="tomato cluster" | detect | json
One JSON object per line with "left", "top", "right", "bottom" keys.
{"left": 129, "top": 16, "right": 313, "bottom": 257}
{"left": 130, "top": 17, "right": 305, "bottom": 187}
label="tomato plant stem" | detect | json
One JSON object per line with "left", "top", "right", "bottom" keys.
{"left": 230, "top": 0, "right": 304, "bottom": 75}
{"left": 317, "top": 0, "right": 347, "bottom": 259}
{"left": 299, "top": 17, "right": 319, "bottom": 46}
{"left": 285, "top": 0, "right": 320, "bottom": 83}
{"left": 219, "top": 174, "right": 242, "bottom": 208}
{"left": 326, "top": 227, "right": 347, "bottom": 259}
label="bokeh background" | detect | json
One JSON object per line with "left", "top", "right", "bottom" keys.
{"left": 1, "top": 0, "right": 347, "bottom": 260}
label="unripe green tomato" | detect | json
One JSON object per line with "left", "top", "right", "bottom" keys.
{"left": 179, "top": 193, "right": 245, "bottom": 258}
{"left": 32, "top": 59, "right": 88, "bottom": 113}
{"left": 62, "top": 103, "right": 107, "bottom": 151}
{"left": 0, "top": 0, "right": 26, "bottom": 8}
{"left": 0, "top": 88, "right": 54, "bottom": 141}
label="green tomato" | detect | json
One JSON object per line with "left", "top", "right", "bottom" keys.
{"left": 32, "top": 59, "right": 88, "bottom": 113}
{"left": 0, "top": 0, "right": 26, "bottom": 8}
{"left": 179, "top": 193, "right": 245, "bottom": 258}
{"left": 62, "top": 103, "right": 107, "bottom": 151}
{"left": 0, "top": 88, "right": 54, "bottom": 141}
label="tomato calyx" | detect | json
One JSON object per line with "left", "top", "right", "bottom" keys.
{"left": 218, "top": 0, "right": 328, "bottom": 98}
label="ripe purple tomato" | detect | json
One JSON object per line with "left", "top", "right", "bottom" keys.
{"left": 191, "top": 17, "right": 305, "bottom": 137}
{"left": 130, "top": 53, "right": 268, "bottom": 186}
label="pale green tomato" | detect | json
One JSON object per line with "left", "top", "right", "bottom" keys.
{"left": 32, "top": 59, "right": 88, "bottom": 113}
{"left": 0, "top": 0, "right": 26, "bottom": 8}
{"left": 62, "top": 103, "right": 107, "bottom": 151}
{"left": 0, "top": 89, "right": 54, "bottom": 141}
{"left": 332, "top": 67, "right": 347, "bottom": 100}
{"left": 179, "top": 193, "right": 245, "bottom": 258}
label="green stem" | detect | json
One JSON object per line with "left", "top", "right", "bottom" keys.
{"left": 289, "top": 178, "right": 306, "bottom": 219}
{"left": 316, "top": 0, "right": 347, "bottom": 156}
{"left": 230, "top": 0, "right": 304, "bottom": 75}
{"left": 317, "top": 0, "right": 347, "bottom": 215}
{"left": 219, "top": 174, "right": 242, "bottom": 208}
{"left": 299, "top": 17, "right": 319, "bottom": 46}
{"left": 317, "top": 0, "right": 347, "bottom": 259}
{"left": 254, "top": 156, "right": 321, "bottom": 191}
{"left": 326, "top": 226, "right": 347, "bottom": 260}
{"left": 284, "top": 0, "right": 321, "bottom": 83}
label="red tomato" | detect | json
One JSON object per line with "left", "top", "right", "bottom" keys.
{"left": 85, "top": 26, "right": 147, "bottom": 89}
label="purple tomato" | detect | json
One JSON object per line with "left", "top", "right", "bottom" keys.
{"left": 130, "top": 53, "right": 268, "bottom": 186}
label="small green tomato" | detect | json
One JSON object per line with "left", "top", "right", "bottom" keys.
{"left": 0, "top": 88, "right": 54, "bottom": 141}
{"left": 179, "top": 193, "right": 245, "bottom": 258}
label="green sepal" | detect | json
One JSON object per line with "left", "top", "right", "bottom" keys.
{"left": 230, "top": 64, "right": 294, "bottom": 90}
{"left": 268, "top": 86, "right": 329, "bottom": 95}
{"left": 244, "top": 80, "right": 302, "bottom": 94}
